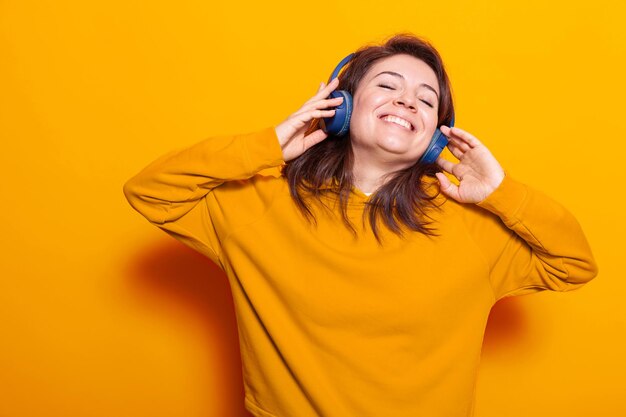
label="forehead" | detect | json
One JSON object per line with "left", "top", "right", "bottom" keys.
{"left": 365, "top": 54, "right": 439, "bottom": 93}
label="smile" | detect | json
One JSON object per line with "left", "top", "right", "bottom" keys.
{"left": 379, "top": 115, "right": 414, "bottom": 131}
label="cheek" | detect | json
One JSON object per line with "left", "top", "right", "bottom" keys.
{"left": 352, "top": 94, "right": 385, "bottom": 123}
{"left": 421, "top": 109, "right": 439, "bottom": 131}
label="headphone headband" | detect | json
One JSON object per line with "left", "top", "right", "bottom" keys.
{"left": 328, "top": 53, "right": 354, "bottom": 83}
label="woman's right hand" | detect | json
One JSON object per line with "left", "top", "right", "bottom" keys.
{"left": 274, "top": 77, "right": 344, "bottom": 162}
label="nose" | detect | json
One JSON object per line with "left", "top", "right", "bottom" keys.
{"left": 393, "top": 92, "right": 417, "bottom": 111}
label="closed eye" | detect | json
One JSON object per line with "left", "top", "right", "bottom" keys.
{"left": 377, "top": 84, "right": 434, "bottom": 108}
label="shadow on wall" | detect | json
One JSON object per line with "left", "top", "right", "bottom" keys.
{"left": 127, "top": 237, "right": 534, "bottom": 414}
{"left": 129, "top": 239, "right": 254, "bottom": 417}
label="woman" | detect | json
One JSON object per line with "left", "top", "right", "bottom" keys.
{"left": 124, "top": 33, "right": 598, "bottom": 417}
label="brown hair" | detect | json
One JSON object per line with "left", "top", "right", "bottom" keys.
{"left": 282, "top": 32, "right": 455, "bottom": 243}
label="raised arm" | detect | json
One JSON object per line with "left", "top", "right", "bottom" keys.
{"left": 123, "top": 77, "right": 349, "bottom": 265}
{"left": 123, "top": 127, "right": 284, "bottom": 224}
{"left": 123, "top": 127, "right": 285, "bottom": 265}
{"left": 435, "top": 125, "right": 598, "bottom": 300}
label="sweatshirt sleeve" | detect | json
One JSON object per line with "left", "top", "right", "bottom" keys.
{"left": 123, "top": 126, "right": 285, "bottom": 267}
{"left": 468, "top": 172, "right": 599, "bottom": 301}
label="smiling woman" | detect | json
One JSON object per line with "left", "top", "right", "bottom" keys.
{"left": 284, "top": 35, "right": 455, "bottom": 240}
{"left": 124, "top": 32, "right": 598, "bottom": 417}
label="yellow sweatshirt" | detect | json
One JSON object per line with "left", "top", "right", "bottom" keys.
{"left": 123, "top": 126, "right": 598, "bottom": 417}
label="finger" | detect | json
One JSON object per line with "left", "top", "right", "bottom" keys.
{"left": 297, "top": 109, "right": 335, "bottom": 122}
{"left": 314, "top": 109, "right": 336, "bottom": 118}
{"left": 448, "top": 136, "right": 469, "bottom": 153}
{"left": 318, "top": 81, "right": 325, "bottom": 92}
{"left": 292, "top": 97, "right": 343, "bottom": 118}
{"left": 435, "top": 172, "right": 461, "bottom": 201}
{"left": 447, "top": 127, "right": 481, "bottom": 148}
{"left": 286, "top": 108, "right": 336, "bottom": 133}
{"left": 312, "top": 96, "right": 344, "bottom": 111}
{"left": 441, "top": 125, "right": 478, "bottom": 148}
{"left": 325, "top": 76, "right": 340, "bottom": 92}
{"left": 435, "top": 156, "right": 457, "bottom": 173}
{"left": 441, "top": 126, "right": 468, "bottom": 151}
{"left": 446, "top": 141, "right": 465, "bottom": 160}
{"left": 303, "top": 128, "right": 329, "bottom": 148}
{"left": 305, "top": 96, "right": 344, "bottom": 111}
{"left": 289, "top": 109, "right": 335, "bottom": 127}
{"left": 307, "top": 77, "right": 340, "bottom": 103}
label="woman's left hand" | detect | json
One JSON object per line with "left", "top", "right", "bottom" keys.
{"left": 434, "top": 125, "right": 505, "bottom": 204}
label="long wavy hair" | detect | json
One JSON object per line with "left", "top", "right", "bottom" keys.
{"left": 282, "top": 33, "right": 455, "bottom": 243}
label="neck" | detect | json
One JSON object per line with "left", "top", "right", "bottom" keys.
{"left": 351, "top": 148, "right": 412, "bottom": 194}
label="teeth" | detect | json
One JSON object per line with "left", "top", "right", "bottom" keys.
{"left": 381, "top": 115, "right": 412, "bottom": 131}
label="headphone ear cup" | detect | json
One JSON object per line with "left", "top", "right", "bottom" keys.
{"left": 419, "top": 128, "right": 449, "bottom": 164}
{"left": 321, "top": 90, "right": 353, "bottom": 137}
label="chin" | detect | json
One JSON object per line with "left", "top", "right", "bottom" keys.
{"left": 377, "top": 137, "right": 423, "bottom": 157}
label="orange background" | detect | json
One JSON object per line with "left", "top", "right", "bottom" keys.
{"left": 1, "top": 0, "right": 624, "bottom": 416}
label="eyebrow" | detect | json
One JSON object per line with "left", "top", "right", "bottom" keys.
{"left": 373, "top": 71, "right": 440, "bottom": 101}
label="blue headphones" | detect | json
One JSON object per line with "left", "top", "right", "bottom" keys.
{"left": 321, "top": 53, "right": 455, "bottom": 164}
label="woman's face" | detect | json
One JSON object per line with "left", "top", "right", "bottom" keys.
{"left": 349, "top": 54, "right": 440, "bottom": 166}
